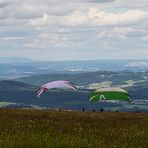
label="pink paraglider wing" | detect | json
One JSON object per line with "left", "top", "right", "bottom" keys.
{"left": 36, "top": 80, "right": 77, "bottom": 97}
{"left": 37, "top": 88, "right": 44, "bottom": 97}
{"left": 65, "top": 81, "right": 78, "bottom": 90}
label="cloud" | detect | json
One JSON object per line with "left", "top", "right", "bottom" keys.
{"left": 0, "top": 1, "right": 11, "bottom": 8}
{"left": 12, "top": 3, "right": 46, "bottom": 19}
{"left": 99, "top": 27, "right": 138, "bottom": 39}
{"left": 30, "top": 9, "right": 147, "bottom": 27}
{"left": 93, "top": 9, "right": 147, "bottom": 26}
{"left": 140, "top": 35, "right": 148, "bottom": 41}
{"left": 40, "top": 32, "right": 73, "bottom": 47}
{"left": 74, "top": 0, "right": 114, "bottom": 3}
{"left": 25, "top": 39, "right": 44, "bottom": 48}
{"left": 25, "top": 31, "right": 81, "bottom": 48}
{"left": 0, "top": 18, "right": 27, "bottom": 26}
{"left": 116, "top": 0, "right": 148, "bottom": 9}
{"left": 0, "top": 0, "right": 148, "bottom": 60}
{"left": 2, "top": 36, "right": 25, "bottom": 40}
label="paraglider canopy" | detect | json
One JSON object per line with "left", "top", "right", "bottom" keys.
{"left": 37, "top": 80, "right": 77, "bottom": 97}
{"left": 89, "top": 87, "right": 131, "bottom": 103}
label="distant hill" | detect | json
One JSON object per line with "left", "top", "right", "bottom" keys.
{"left": 0, "top": 80, "right": 148, "bottom": 111}
{"left": 0, "top": 80, "right": 35, "bottom": 91}
{"left": 1, "top": 59, "right": 148, "bottom": 79}
{"left": 0, "top": 80, "right": 95, "bottom": 109}
{"left": 125, "top": 61, "right": 148, "bottom": 68}
{"left": 16, "top": 71, "right": 148, "bottom": 87}
{"left": 0, "top": 81, "right": 125, "bottom": 109}
{"left": 127, "top": 81, "right": 148, "bottom": 99}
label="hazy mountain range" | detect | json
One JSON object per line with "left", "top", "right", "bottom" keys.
{"left": 0, "top": 57, "right": 148, "bottom": 79}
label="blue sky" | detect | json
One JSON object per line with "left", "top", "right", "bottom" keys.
{"left": 0, "top": 0, "right": 148, "bottom": 60}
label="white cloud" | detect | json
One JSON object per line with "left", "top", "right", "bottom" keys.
{"left": 140, "top": 36, "right": 148, "bottom": 41}
{"left": 30, "top": 9, "right": 147, "bottom": 27}
{"left": 2, "top": 36, "right": 25, "bottom": 40}
{"left": 39, "top": 32, "right": 72, "bottom": 47}
{"left": 25, "top": 31, "right": 74, "bottom": 48}
{"left": 0, "top": 0, "right": 148, "bottom": 60}
{"left": 116, "top": 0, "right": 148, "bottom": 8}
{"left": 25, "top": 39, "right": 44, "bottom": 48}
{"left": 119, "top": 48, "right": 148, "bottom": 59}
{"left": 12, "top": 3, "right": 44, "bottom": 19}
{"left": 92, "top": 9, "right": 147, "bottom": 26}
{"left": 0, "top": 1, "right": 11, "bottom": 8}
{"left": 98, "top": 27, "right": 137, "bottom": 39}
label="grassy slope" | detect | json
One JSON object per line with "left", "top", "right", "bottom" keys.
{"left": 0, "top": 109, "right": 148, "bottom": 148}
{"left": 0, "top": 102, "right": 16, "bottom": 107}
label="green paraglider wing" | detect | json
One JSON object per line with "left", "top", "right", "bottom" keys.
{"left": 89, "top": 94, "right": 100, "bottom": 102}
{"left": 89, "top": 88, "right": 131, "bottom": 103}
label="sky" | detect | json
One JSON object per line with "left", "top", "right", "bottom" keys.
{"left": 0, "top": 0, "right": 148, "bottom": 60}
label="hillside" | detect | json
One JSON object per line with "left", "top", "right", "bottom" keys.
{"left": 127, "top": 81, "right": 148, "bottom": 99}
{"left": 0, "top": 80, "right": 148, "bottom": 111}
{"left": 0, "top": 109, "right": 147, "bottom": 148}
{"left": 0, "top": 80, "right": 35, "bottom": 91}
{"left": 16, "top": 71, "right": 148, "bottom": 87}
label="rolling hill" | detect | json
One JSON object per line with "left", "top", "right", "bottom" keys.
{"left": 16, "top": 71, "right": 148, "bottom": 87}
{"left": 0, "top": 79, "right": 148, "bottom": 111}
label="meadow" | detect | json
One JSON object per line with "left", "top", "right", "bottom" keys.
{"left": 0, "top": 109, "right": 147, "bottom": 148}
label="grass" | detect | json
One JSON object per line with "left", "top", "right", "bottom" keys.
{"left": 0, "top": 109, "right": 148, "bottom": 148}
{"left": 89, "top": 81, "right": 112, "bottom": 89}
{"left": 0, "top": 102, "right": 16, "bottom": 107}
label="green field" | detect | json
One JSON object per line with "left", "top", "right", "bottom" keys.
{"left": 0, "top": 109, "right": 148, "bottom": 148}
{"left": 0, "top": 102, "right": 16, "bottom": 107}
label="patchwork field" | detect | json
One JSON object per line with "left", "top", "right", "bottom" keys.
{"left": 0, "top": 109, "right": 147, "bottom": 148}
